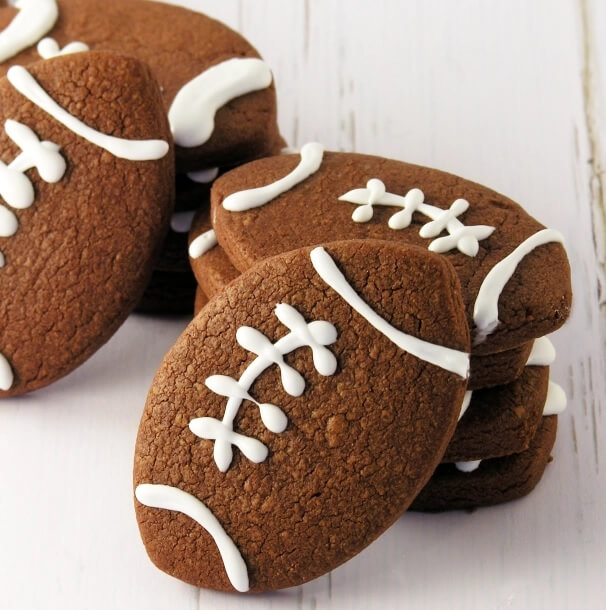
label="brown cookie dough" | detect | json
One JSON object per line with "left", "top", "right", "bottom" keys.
{"left": 411, "top": 415, "right": 557, "bottom": 512}
{"left": 0, "top": 51, "right": 173, "bottom": 397}
{"left": 444, "top": 365, "right": 550, "bottom": 462}
{"left": 0, "top": 0, "right": 280, "bottom": 171}
{"left": 211, "top": 149, "right": 571, "bottom": 355}
{"left": 468, "top": 341, "right": 533, "bottom": 390}
{"left": 134, "top": 240, "right": 470, "bottom": 592}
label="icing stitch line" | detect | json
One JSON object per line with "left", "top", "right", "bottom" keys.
{"left": 309, "top": 247, "right": 470, "bottom": 379}
{"left": 339, "top": 179, "right": 495, "bottom": 257}
{"left": 0, "top": 0, "right": 58, "bottom": 63}
{"left": 0, "top": 351, "right": 14, "bottom": 391}
{"left": 472, "top": 229, "right": 565, "bottom": 344}
{"left": 37, "top": 38, "right": 89, "bottom": 59}
{"left": 169, "top": 57, "right": 273, "bottom": 149}
{"left": 189, "top": 229, "right": 217, "bottom": 259}
{"left": 135, "top": 484, "right": 249, "bottom": 592}
{"left": 223, "top": 142, "right": 324, "bottom": 212}
{"left": 189, "top": 303, "right": 337, "bottom": 472}
{"left": 7, "top": 66, "right": 169, "bottom": 161}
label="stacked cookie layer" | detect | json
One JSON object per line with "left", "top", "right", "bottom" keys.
{"left": 186, "top": 145, "right": 571, "bottom": 512}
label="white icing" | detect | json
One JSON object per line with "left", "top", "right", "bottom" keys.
{"left": 187, "top": 167, "right": 219, "bottom": 184}
{"left": 0, "top": 252, "right": 4, "bottom": 267}
{"left": 458, "top": 391, "right": 473, "bottom": 421}
{"left": 169, "top": 58, "right": 273, "bottom": 148}
{"left": 223, "top": 142, "right": 324, "bottom": 212}
{"left": 189, "top": 229, "right": 217, "bottom": 259}
{"left": 455, "top": 460, "right": 481, "bottom": 473}
{"left": 0, "top": 205, "right": 19, "bottom": 237}
{"left": 0, "top": 0, "right": 58, "bottom": 63}
{"left": 339, "top": 179, "right": 495, "bottom": 257}
{"left": 7, "top": 66, "right": 169, "bottom": 161}
{"left": 543, "top": 381, "right": 567, "bottom": 415}
{"left": 37, "top": 37, "right": 89, "bottom": 59}
{"left": 0, "top": 119, "right": 66, "bottom": 268}
{"left": 135, "top": 484, "right": 248, "bottom": 592}
{"left": 189, "top": 304, "right": 338, "bottom": 472}
{"left": 309, "top": 246, "right": 470, "bottom": 379}
{"left": 526, "top": 336, "right": 556, "bottom": 367}
{"left": 472, "top": 229, "right": 564, "bottom": 343}
{"left": 170, "top": 210, "right": 195, "bottom": 234}
{"left": 0, "top": 350, "right": 14, "bottom": 391}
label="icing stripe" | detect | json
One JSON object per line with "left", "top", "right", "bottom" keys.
{"left": 458, "top": 391, "right": 473, "bottom": 421}
{"left": 0, "top": 351, "right": 14, "bottom": 391}
{"left": 187, "top": 167, "right": 219, "bottom": 184}
{"left": 169, "top": 58, "right": 272, "bottom": 148}
{"left": 543, "top": 381, "right": 567, "bottom": 415}
{"left": 455, "top": 460, "right": 481, "bottom": 473}
{"left": 170, "top": 210, "right": 195, "bottom": 234}
{"left": 310, "top": 247, "right": 470, "bottom": 379}
{"left": 189, "top": 229, "right": 217, "bottom": 259}
{"left": 223, "top": 142, "right": 324, "bottom": 212}
{"left": 472, "top": 229, "right": 564, "bottom": 343}
{"left": 526, "top": 336, "right": 556, "bottom": 367}
{"left": 7, "top": 66, "right": 169, "bottom": 161}
{"left": 0, "top": 0, "right": 58, "bottom": 63}
{"left": 135, "top": 484, "right": 249, "bottom": 592}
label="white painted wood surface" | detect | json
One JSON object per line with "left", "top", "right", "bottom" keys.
{"left": 1, "top": 1, "right": 605, "bottom": 608}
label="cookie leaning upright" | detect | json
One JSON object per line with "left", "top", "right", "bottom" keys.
{"left": 134, "top": 240, "right": 470, "bottom": 592}
{"left": 0, "top": 51, "right": 173, "bottom": 396}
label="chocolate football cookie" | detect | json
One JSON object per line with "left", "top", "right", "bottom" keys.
{"left": 411, "top": 415, "right": 558, "bottom": 512}
{"left": 134, "top": 240, "right": 471, "bottom": 592}
{"left": 0, "top": 51, "right": 173, "bottom": 396}
{"left": 210, "top": 144, "right": 572, "bottom": 356}
{"left": 0, "top": 0, "right": 280, "bottom": 171}
{"left": 445, "top": 365, "right": 549, "bottom": 463}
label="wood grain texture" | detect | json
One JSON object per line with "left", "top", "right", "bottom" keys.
{"left": 1, "top": 1, "right": 605, "bottom": 609}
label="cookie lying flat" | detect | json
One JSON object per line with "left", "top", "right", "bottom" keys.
{"left": 0, "top": 0, "right": 279, "bottom": 171}
{"left": 134, "top": 240, "right": 470, "bottom": 592}
{"left": 411, "top": 416, "right": 558, "bottom": 512}
{"left": 444, "top": 364, "right": 549, "bottom": 463}
{"left": 211, "top": 146, "right": 572, "bottom": 355}
{"left": 468, "top": 341, "right": 533, "bottom": 390}
{"left": 189, "top": 206, "right": 239, "bottom": 298}
{"left": 0, "top": 51, "right": 173, "bottom": 396}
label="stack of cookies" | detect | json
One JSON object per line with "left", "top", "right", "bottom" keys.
{"left": 0, "top": 0, "right": 572, "bottom": 597}
{"left": 132, "top": 146, "right": 572, "bottom": 592}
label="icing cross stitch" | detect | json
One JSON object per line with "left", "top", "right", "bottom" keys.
{"left": 189, "top": 303, "right": 338, "bottom": 472}
{"left": 339, "top": 178, "right": 495, "bottom": 257}
{"left": 0, "top": 119, "right": 66, "bottom": 259}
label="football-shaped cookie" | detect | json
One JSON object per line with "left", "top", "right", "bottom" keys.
{"left": 0, "top": 51, "right": 173, "bottom": 396}
{"left": 134, "top": 240, "right": 470, "bottom": 592}
{"left": 209, "top": 145, "right": 572, "bottom": 355}
{"left": 0, "top": 0, "right": 280, "bottom": 170}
